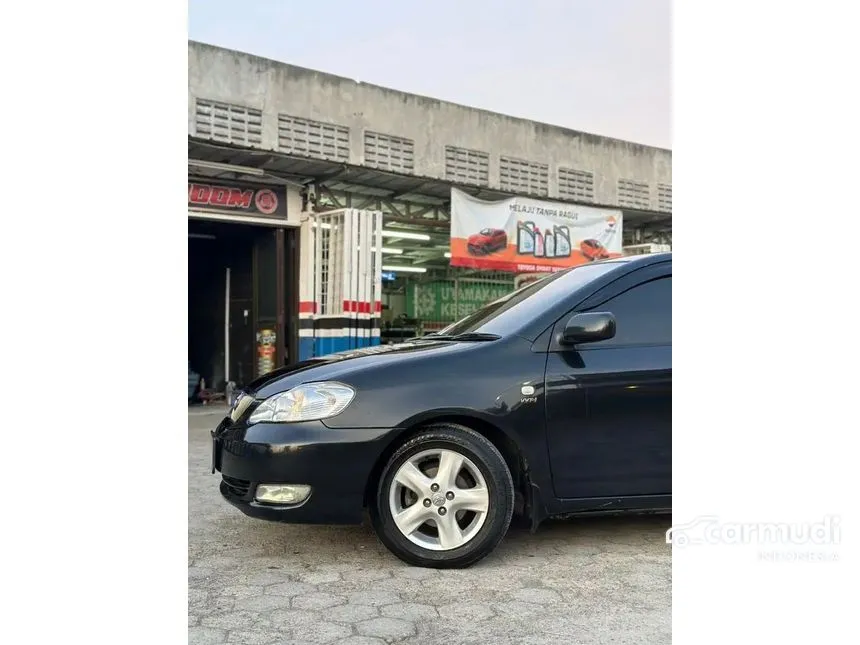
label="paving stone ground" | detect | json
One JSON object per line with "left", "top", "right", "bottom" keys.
{"left": 189, "top": 408, "right": 671, "bottom": 645}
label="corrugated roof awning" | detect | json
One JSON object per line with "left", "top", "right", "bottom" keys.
{"left": 188, "top": 137, "right": 672, "bottom": 228}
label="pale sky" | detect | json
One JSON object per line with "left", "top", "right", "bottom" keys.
{"left": 188, "top": 0, "right": 671, "bottom": 149}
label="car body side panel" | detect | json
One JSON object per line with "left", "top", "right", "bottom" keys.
{"left": 545, "top": 345, "right": 672, "bottom": 498}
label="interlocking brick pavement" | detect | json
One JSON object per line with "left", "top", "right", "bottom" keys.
{"left": 189, "top": 409, "right": 671, "bottom": 645}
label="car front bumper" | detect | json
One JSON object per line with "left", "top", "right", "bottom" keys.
{"left": 211, "top": 416, "right": 400, "bottom": 525}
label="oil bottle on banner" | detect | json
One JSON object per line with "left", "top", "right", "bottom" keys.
{"left": 517, "top": 221, "right": 572, "bottom": 259}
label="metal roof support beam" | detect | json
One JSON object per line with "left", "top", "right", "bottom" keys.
{"left": 389, "top": 203, "right": 449, "bottom": 223}
{"left": 405, "top": 204, "right": 439, "bottom": 219}
{"left": 318, "top": 185, "right": 345, "bottom": 209}
{"left": 381, "top": 199, "right": 405, "bottom": 218}
{"left": 314, "top": 187, "right": 453, "bottom": 227}
{"left": 383, "top": 216, "right": 450, "bottom": 229}
{"left": 355, "top": 196, "right": 381, "bottom": 210}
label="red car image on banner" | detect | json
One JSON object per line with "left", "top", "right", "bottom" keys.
{"left": 449, "top": 188, "right": 623, "bottom": 272}
{"left": 467, "top": 228, "right": 508, "bottom": 255}
{"left": 580, "top": 239, "right": 611, "bottom": 261}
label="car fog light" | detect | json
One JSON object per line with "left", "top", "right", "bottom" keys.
{"left": 255, "top": 484, "right": 311, "bottom": 505}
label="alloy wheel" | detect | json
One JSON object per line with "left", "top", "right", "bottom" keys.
{"left": 388, "top": 448, "right": 490, "bottom": 551}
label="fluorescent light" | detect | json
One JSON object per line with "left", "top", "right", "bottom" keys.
{"left": 312, "top": 223, "right": 333, "bottom": 229}
{"left": 188, "top": 160, "right": 265, "bottom": 176}
{"left": 444, "top": 252, "right": 451, "bottom": 258}
{"left": 189, "top": 233, "right": 216, "bottom": 240}
{"left": 381, "top": 230, "right": 431, "bottom": 241}
{"left": 358, "top": 247, "right": 404, "bottom": 254}
{"left": 382, "top": 265, "right": 427, "bottom": 274}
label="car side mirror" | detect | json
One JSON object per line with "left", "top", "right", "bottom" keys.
{"left": 561, "top": 312, "right": 616, "bottom": 345}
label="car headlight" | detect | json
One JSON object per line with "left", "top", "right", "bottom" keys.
{"left": 248, "top": 382, "right": 356, "bottom": 424}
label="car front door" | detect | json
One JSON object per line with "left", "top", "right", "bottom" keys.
{"left": 543, "top": 269, "right": 672, "bottom": 499}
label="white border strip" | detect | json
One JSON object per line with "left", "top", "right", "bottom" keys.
{"left": 188, "top": 209, "right": 299, "bottom": 228}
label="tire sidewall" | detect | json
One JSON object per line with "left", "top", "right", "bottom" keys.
{"left": 372, "top": 430, "right": 514, "bottom": 568}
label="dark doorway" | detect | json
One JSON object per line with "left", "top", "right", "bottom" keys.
{"left": 189, "top": 219, "right": 296, "bottom": 394}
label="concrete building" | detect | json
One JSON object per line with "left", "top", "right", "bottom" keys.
{"left": 188, "top": 41, "right": 671, "bottom": 224}
{"left": 187, "top": 40, "right": 672, "bottom": 387}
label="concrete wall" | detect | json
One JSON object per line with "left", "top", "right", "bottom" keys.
{"left": 285, "top": 185, "right": 302, "bottom": 227}
{"left": 189, "top": 41, "right": 671, "bottom": 210}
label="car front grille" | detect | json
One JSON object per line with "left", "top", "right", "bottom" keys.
{"left": 222, "top": 475, "right": 252, "bottom": 499}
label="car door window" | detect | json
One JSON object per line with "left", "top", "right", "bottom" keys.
{"left": 585, "top": 276, "right": 671, "bottom": 347}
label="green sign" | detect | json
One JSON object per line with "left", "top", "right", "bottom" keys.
{"left": 407, "top": 280, "right": 514, "bottom": 322}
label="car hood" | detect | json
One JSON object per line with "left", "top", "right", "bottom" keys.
{"left": 244, "top": 339, "right": 467, "bottom": 399}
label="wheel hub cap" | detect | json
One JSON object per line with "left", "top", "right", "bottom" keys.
{"left": 388, "top": 448, "right": 490, "bottom": 551}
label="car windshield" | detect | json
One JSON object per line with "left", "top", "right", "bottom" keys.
{"left": 437, "top": 261, "right": 622, "bottom": 338}
{"left": 479, "top": 228, "right": 494, "bottom": 235}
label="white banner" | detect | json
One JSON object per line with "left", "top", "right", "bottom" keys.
{"left": 449, "top": 188, "right": 623, "bottom": 272}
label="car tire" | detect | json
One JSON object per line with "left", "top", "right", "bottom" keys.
{"left": 370, "top": 423, "right": 515, "bottom": 569}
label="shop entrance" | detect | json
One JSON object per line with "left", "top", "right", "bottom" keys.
{"left": 188, "top": 218, "right": 297, "bottom": 400}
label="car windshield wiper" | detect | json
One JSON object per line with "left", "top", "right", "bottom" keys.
{"left": 418, "top": 332, "right": 501, "bottom": 342}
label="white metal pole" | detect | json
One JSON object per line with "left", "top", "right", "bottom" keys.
{"left": 374, "top": 209, "right": 383, "bottom": 346}
{"left": 224, "top": 267, "right": 231, "bottom": 385}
